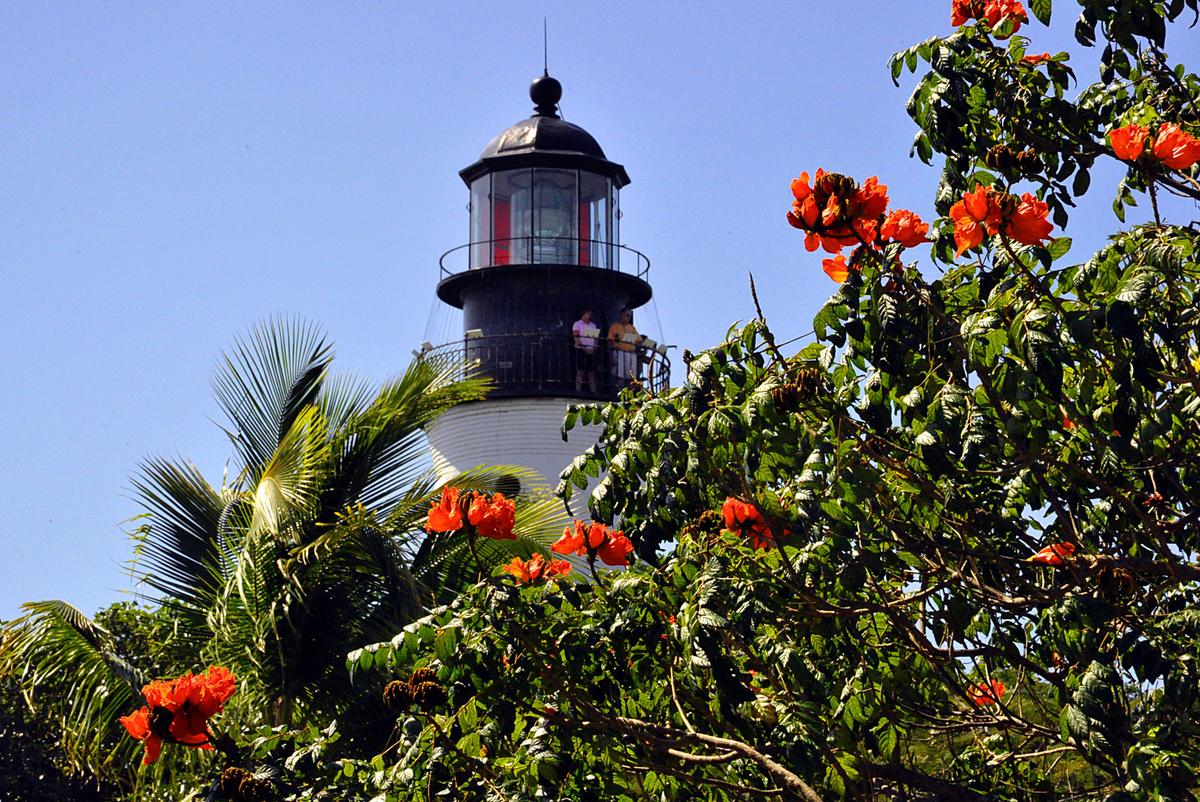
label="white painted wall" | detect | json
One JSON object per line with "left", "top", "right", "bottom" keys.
{"left": 426, "top": 397, "right": 603, "bottom": 494}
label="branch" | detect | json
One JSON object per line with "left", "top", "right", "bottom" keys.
{"left": 548, "top": 706, "right": 825, "bottom": 802}
{"left": 861, "top": 762, "right": 991, "bottom": 802}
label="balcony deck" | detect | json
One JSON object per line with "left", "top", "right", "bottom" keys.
{"left": 424, "top": 332, "right": 671, "bottom": 401}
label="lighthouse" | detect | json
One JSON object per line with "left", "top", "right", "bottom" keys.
{"left": 424, "top": 72, "right": 669, "bottom": 493}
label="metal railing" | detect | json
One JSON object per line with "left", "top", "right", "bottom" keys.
{"left": 424, "top": 331, "right": 671, "bottom": 399}
{"left": 439, "top": 237, "right": 651, "bottom": 282}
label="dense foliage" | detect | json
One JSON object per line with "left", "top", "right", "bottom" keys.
{"left": 4, "top": 0, "right": 1200, "bottom": 799}
{"left": 317, "top": 1, "right": 1200, "bottom": 800}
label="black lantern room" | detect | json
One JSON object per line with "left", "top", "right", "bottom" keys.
{"left": 432, "top": 73, "right": 668, "bottom": 400}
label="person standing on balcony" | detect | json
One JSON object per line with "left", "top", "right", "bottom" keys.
{"left": 573, "top": 308, "right": 599, "bottom": 394}
{"left": 607, "top": 307, "right": 643, "bottom": 388}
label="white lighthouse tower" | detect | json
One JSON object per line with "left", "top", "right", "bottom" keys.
{"left": 424, "top": 72, "right": 669, "bottom": 493}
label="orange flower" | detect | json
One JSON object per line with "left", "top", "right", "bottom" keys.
{"left": 1150, "top": 123, "right": 1200, "bottom": 170}
{"left": 952, "top": 0, "right": 1026, "bottom": 36}
{"left": 788, "top": 170, "right": 889, "bottom": 255}
{"left": 1063, "top": 415, "right": 1075, "bottom": 430}
{"left": 1108, "top": 124, "right": 1148, "bottom": 162}
{"left": 596, "top": 531, "right": 635, "bottom": 566}
{"left": 118, "top": 707, "right": 163, "bottom": 765}
{"left": 502, "top": 552, "right": 572, "bottom": 583}
{"left": 468, "top": 492, "right": 516, "bottom": 540}
{"left": 552, "top": 520, "right": 634, "bottom": 566}
{"left": 822, "top": 254, "right": 851, "bottom": 283}
{"left": 949, "top": 185, "right": 1053, "bottom": 256}
{"left": 1021, "top": 52, "right": 1052, "bottom": 65}
{"left": 951, "top": 0, "right": 980, "bottom": 26}
{"left": 426, "top": 487, "right": 463, "bottom": 533}
{"left": 1029, "top": 542, "right": 1076, "bottom": 566}
{"left": 948, "top": 185, "right": 998, "bottom": 257}
{"left": 119, "top": 666, "right": 237, "bottom": 765}
{"left": 967, "top": 678, "right": 1006, "bottom": 706}
{"left": 722, "top": 497, "right": 777, "bottom": 550}
{"left": 880, "top": 209, "right": 930, "bottom": 247}
{"left": 1006, "top": 192, "right": 1054, "bottom": 247}
{"left": 428, "top": 488, "right": 515, "bottom": 539}
{"left": 552, "top": 520, "right": 594, "bottom": 555}
{"left": 982, "top": 0, "right": 1027, "bottom": 34}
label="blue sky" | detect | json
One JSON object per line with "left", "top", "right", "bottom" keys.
{"left": 2, "top": 2, "right": 1197, "bottom": 619}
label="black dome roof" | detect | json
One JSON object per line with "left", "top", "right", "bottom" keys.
{"left": 459, "top": 73, "right": 629, "bottom": 188}
{"left": 479, "top": 115, "right": 606, "bottom": 160}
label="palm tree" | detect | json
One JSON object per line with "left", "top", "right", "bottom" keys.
{"left": 0, "top": 318, "right": 568, "bottom": 784}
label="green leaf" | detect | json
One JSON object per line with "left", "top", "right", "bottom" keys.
{"left": 1031, "top": 0, "right": 1052, "bottom": 25}
{"left": 1062, "top": 704, "right": 1090, "bottom": 742}
{"left": 877, "top": 720, "right": 899, "bottom": 756}
{"left": 458, "top": 698, "right": 479, "bottom": 733}
{"left": 434, "top": 625, "right": 460, "bottom": 663}
{"left": 1047, "top": 237, "right": 1072, "bottom": 261}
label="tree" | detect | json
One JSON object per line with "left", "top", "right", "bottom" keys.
{"left": 297, "top": 1, "right": 1200, "bottom": 800}
{"left": 0, "top": 318, "right": 566, "bottom": 795}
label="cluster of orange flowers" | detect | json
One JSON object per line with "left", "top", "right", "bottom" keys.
{"left": 426, "top": 487, "right": 516, "bottom": 540}
{"left": 119, "top": 666, "right": 237, "bottom": 765}
{"left": 722, "top": 497, "right": 791, "bottom": 551}
{"left": 949, "top": 184, "right": 1054, "bottom": 257}
{"left": 552, "top": 520, "right": 634, "bottom": 566}
{"left": 787, "top": 170, "right": 930, "bottom": 282}
{"left": 951, "top": 0, "right": 1028, "bottom": 35}
{"left": 502, "top": 552, "right": 573, "bottom": 584}
{"left": 967, "top": 678, "right": 1006, "bottom": 706}
{"left": 1109, "top": 123, "right": 1200, "bottom": 170}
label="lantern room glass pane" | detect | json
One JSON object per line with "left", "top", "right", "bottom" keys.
{"left": 470, "top": 175, "right": 490, "bottom": 268}
{"left": 492, "top": 169, "right": 532, "bottom": 264}
{"left": 532, "top": 169, "right": 577, "bottom": 264}
{"left": 579, "top": 172, "right": 611, "bottom": 268}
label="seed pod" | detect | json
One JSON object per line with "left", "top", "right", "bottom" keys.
{"left": 680, "top": 509, "right": 724, "bottom": 542}
{"left": 148, "top": 706, "right": 174, "bottom": 739}
{"left": 408, "top": 667, "right": 438, "bottom": 686}
{"left": 770, "top": 383, "right": 802, "bottom": 412}
{"left": 412, "top": 680, "right": 448, "bottom": 710}
{"left": 815, "top": 171, "right": 855, "bottom": 199}
{"left": 984, "top": 145, "right": 1011, "bottom": 171}
{"left": 792, "top": 366, "right": 824, "bottom": 398}
{"left": 237, "top": 775, "right": 273, "bottom": 802}
{"left": 1016, "top": 149, "right": 1041, "bottom": 174}
{"left": 220, "top": 767, "right": 253, "bottom": 798}
{"left": 1096, "top": 564, "right": 1136, "bottom": 599}
{"left": 383, "top": 679, "right": 412, "bottom": 711}
{"left": 995, "top": 191, "right": 1019, "bottom": 217}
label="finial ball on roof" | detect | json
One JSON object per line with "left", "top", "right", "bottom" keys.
{"left": 530, "top": 73, "right": 562, "bottom": 116}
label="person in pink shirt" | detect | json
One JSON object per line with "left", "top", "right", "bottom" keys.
{"left": 572, "top": 308, "right": 598, "bottom": 393}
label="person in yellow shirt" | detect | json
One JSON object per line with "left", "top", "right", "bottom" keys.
{"left": 607, "top": 308, "right": 644, "bottom": 388}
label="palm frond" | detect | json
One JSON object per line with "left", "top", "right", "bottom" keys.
{"left": 318, "top": 370, "right": 377, "bottom": 433}
{"left": 249, "top": 404, "right": 330, "bottom": 542}
{"left": 320, "top": 356, "right": 490, "bottom": 522}
{"left": 128, "top": 458, "right": 227, "bottom": 613}
{"left": 0, "top": 601, "right": 142, "bottom": 775}
{"left": 212, "top": 318, "right": 332, "bottom": 477}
